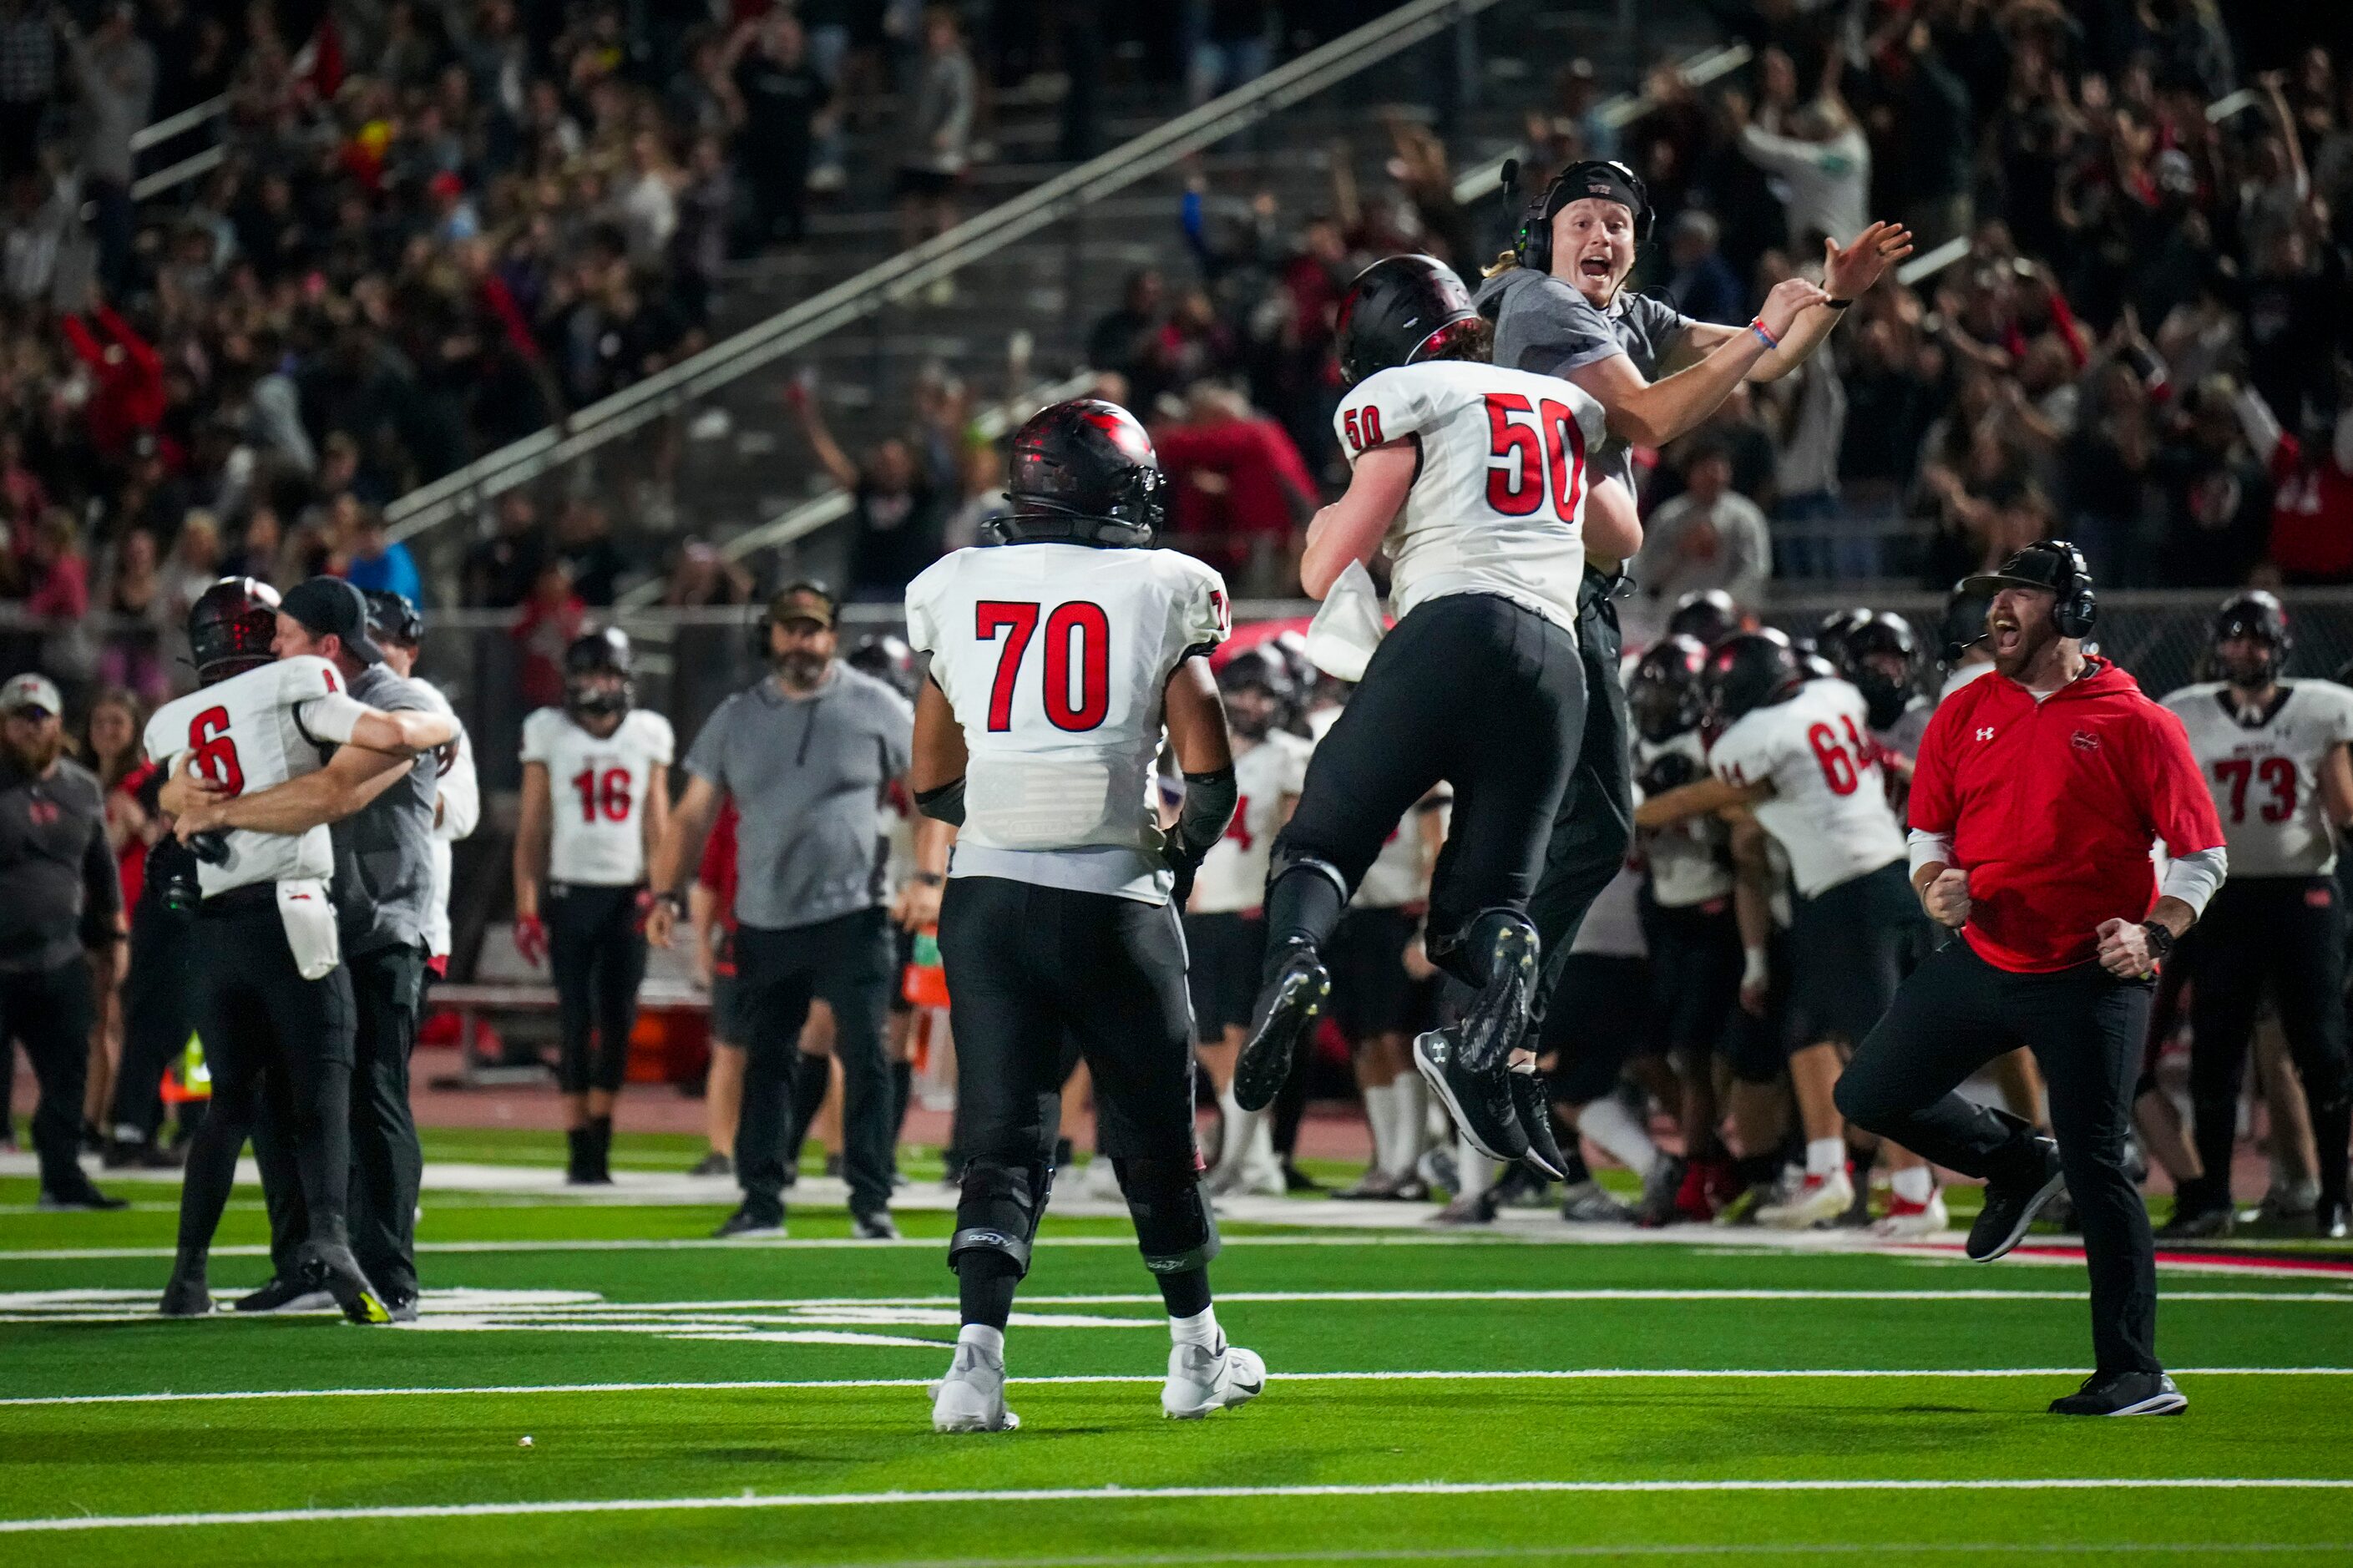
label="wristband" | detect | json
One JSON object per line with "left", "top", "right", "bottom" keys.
{"left": 1824, "top": 296, "right": 1855, "bottom": 310}
{"left": 913, "top": 871, "right": 945, "bottom": 888}
{"left": 1742, "top": 944, "right": 1769, "bottom": 989}
{"left": 2139, "top": 921, "right": 2176, "bottom": 966}
{"left": 1748, "top": 317, "right": 1780, "bottom": 351}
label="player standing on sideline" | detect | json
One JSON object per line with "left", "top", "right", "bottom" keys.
{"left": 905, "top": 397, "right": 1263, "bottom": 1433}
{"left": 1232, "top": 255, "right": 1642, "bottom": 1170}
{"left": 362, "top": 593, "right": 479, "bottom": 985}
{"left": 0, "top": 673, "right": 126, "bottom": 1211}
{"left": 1636, "top": 630, "right": 1922, "bottom": 1227}
{"left": 2158, "top": 592, "right": 2351, "bottom": 1239}
{"left": 150, "top": 579, "right": 453, "bottom": 1320}
{"left": 514, "top": 629, "right": 674, "bottom": 1185}
{"left": 1186, "top": 646, "right": 1310, "bottom": 1198}
{"left": 1837, "top": 541, "right": 2225, "bottom": 1416}
{"left": 646, "top": 584, "right": 918, "bottom": 1242}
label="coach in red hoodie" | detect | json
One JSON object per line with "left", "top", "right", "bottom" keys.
{"left": 1835, "top": 539, "right": 2226, "bottom": 1419}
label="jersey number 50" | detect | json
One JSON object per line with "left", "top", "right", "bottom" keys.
{"left": 1484, "top": 392, "right": 1586, "bottom": 521}
{"left": 978, "top": 601, "right": 1110, "bottom": 733}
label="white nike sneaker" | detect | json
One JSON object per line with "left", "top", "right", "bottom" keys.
{"left": 1872, "top": 1189, "right": 1951, "bottom": 1238}
{"left": 1161, "top": 1338, "right": 1267, "bottom": 1419}
{"left": 930, "top": 1343, "right": 1020, "bottom": 1433}
{"left": 1756, "top": 1166, "right": 1855, "bottom": 1229}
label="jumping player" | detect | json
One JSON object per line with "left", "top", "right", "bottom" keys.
{"left": 514, "top": 628, "right": 675, "bottom": 1184}
{"left": 905, "top": 397, "right": 1263, "bottom": 1433}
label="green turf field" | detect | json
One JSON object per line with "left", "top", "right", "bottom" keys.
{"left": 4, "top": 1149, "right": 2350, "bottom": 1567}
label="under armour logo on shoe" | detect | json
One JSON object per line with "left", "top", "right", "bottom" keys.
{"left": 1976, "top": 727, "right": 1996, "bottom": 741}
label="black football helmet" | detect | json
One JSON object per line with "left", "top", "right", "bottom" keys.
{"left": 1217, "top": 644, "right": 1296, "bottom": 740}
{"left": 1335, "top": 254, "right": 1484, "bottom": 388}
{"left": 1818, "top": 607, "right": 1871, "bottom": 654}
{"left": 1840, "top": 610, "right": 1920, "bottom": 731}
{"left": 1666, "top": 589, "right": 1741, "bottom": 649}
{"left": 1791, "top": 635, "right": 1841, "bottom": 685}
{"left": 2210, "top": 589, "right": 2290, "bottom": 689}
{"left": 1939, "top": 578, "right": 1996, "bottom": 665}
{"left": 1627, "top": 634, "right": 1709, "bottom": 744}
{"left": 1702, "top": 630, "right": 1804, "bottom": 726}
{"left": 362, "top": 589, "right": 424, "bottom": 650}
{"left": 564, "top": 626, "right": 634, "bottom": 718}
{"left": 994, "top": 398, "right": 1166, "bottom": 548}
{"left": 848, "top": 632, "right": 917, "bottom": 699}
{"left": 188, "top": 577, "right": 282, "bottom": 684}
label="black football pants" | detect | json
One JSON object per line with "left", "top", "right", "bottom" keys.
{"left": 547, "top": 883, "right": 648, "bottom": 1095}
{"left": 1529, "top": 569, "right": 1636, "bottom": 1006}
{"left": 108, "top": 897, "right": 193, "bottom": 1145}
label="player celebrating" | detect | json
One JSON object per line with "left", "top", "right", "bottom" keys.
{"left": 1187, "top": 645, "right": 1312, "bottom": 1197}
{"left": 1232, "top": 254, "right": 1642, "bottom": 1170}
{"left": 905, "top": 397, "right": 1263, "bottom": 1434}
{"left": 1638, "top": 630, "right": 1924, "bottom": 1227}
{"left": 514, "top": 628, "right": 675, "bottom": 1184}
{"left": 2158, "top": 591, "right": 2351, "bottom": 1238}
{"left": 149, "top": 579, "right": 453, "bottom": 1319}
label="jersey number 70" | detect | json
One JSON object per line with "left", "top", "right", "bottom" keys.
{"left": 977, "top": 601, "right": 1110, "bottom": 733}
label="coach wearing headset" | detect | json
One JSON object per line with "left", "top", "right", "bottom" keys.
{"left": 1835, "top": 541, "right": 2225, "bottom": 1419}
{"left": 1470, "top": 159, "right": 1909, "bottom": 1044}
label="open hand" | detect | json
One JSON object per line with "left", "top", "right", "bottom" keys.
{"left": 1758, "top": 276, "right": 1832, "bottom": 340}
{"left": 1823, "top": 221, "right": 1914, "bottom": 302}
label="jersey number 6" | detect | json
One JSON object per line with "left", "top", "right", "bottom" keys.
{"left": 189, "top": 706, "right": 245, "bottom": 796}
{"left": 978, "top": 600, "right": 1111, "bottom": 734}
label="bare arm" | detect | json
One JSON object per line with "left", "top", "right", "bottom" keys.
{"left": 1633, "top": 773, "right": 1769, "bottom": 830}
{"left": 347, "top": 706, "right": 458, "bottom": 756}
{"left": 174, "top": 746, "right": 416, "bottom": 839}
{"left": 1584, "top": 473, "right": 1642, "bottom": 568}
{"left": 1163, "top": 656, "right": 1234, "bottom": 776}
{"left": 644, "top": 772, "right": 724, "bottom": 952}
{"left": 514, "top": 761, "right": 552, "bottom": 926}
{"left": 640, "top": 761, "right": 671, "bottom": 882}
{"left": 788, "top": 386, "right": 861, "bottom": 491}
{"left": 1300, "top": 442, "right": 1417, "bottom": 599}
{"left": 909, "top": 677, "right": 970, "bottom": 795}
{"left": 1728, "top": 812, "right": 1775, "bottom": 1014}
{"left": 2322, "top": 741, "right": 2353, "bottom": 827}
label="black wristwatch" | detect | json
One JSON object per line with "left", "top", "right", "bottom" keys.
{"left": 1824, "top": 296, "right": 1855, "bottom": 310}
{"left": 656, "top": 891, "right": 687, "bottom": 917}
{"left": 2139, "top": 921, "right": 2176, "bottom": 965}
{"left": 913, "top": 871, "right": 945, "bottom": 888}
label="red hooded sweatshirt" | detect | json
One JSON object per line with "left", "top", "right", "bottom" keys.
{"left": 1909, "top": 658, "right": 2224, "bottom": 974}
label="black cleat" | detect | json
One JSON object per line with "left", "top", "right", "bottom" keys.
{"left": 384, "top": 1292, "right": 420, "bottom": 1324}
{"left": 234, "top": 1275, "right": 333, "bottom": 1313}
{"left": 1281, "top": 1160, "right": 1323, "bottom": 1195}
{"left": 2155, "top": 1201, "right": 2234, "bottom": 1242}
{"left": 38, "top": 1181, "right": 129, "bottom": 1211}
{"left": 2047, "top": 1370, "right": 2186, "bottom": 1417}
{"left": 1967, "top": 1139, "right": 2067, "bottom": 1262}
{"left": 712, "top": 1205, "right": 785, "bottom": 1239}
{"left": 851, "top": 1208, "right": 900, "bottom": 1241}
{"left": 1505, "top": 1066, "right": 1569, "bottom": 1181}
{"left": 686, "top": 1150, "right": 732, "bottom": 1177}
{"left": 1452, "top": 917, "right": 1540, "bottom": 1075}
{"left": 158, "top": 1272, "right": 214, "bottom": 1318}
{"left": 2320, "top": 1199, "right": 2349, "bottom": 1241}
{"left": 1233, "top": 941, "right": 1330, "bottom": 1113}
{"left": 1413, "top": 1029, "right": 1526, "bottom": 1165}
{"left": 300, "top": 1242, "right": 393, "bottom": 1325}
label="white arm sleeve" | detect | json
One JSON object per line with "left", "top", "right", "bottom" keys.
{"left": 437, "top": 728, "right": 481, "bottom": 842}
{"left": 2158, "top": 844, "right": 2228, "bottom": 918}
{"left": 295, "top": 692, "right": 371, "bottom": 746}
{"left": 1907, "top": 828, "right": 1954, "bottom": 878}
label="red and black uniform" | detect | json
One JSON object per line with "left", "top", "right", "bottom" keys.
{"left": 1835, "top": 658, "right": 2224, "bottom": 1378}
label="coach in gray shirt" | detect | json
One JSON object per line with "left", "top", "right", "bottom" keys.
{"left": 650, "top": 584, "right": 914, "bottom": 1239}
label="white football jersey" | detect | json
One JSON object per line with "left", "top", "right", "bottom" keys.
{"left": 1637, "top": 731, "right": 1733, "bottom": 908}
{"left": 2162, "top": 680, "right": 2353, "bottom": 877}
{"left": 144, "top": 656, "right": 356, "bottom": 896}
{"left": 1191, "top": 730, "right": 1313, "bottom": 913}
{"left": 1708, "top": 677, "right": 1905, "bottom": 898}
{"left": 417, "top": 677, "right": 479, "bottom": 963}
{"left": 520, "top": 706, "right": 675, "bottom": 886}
{"left": 1332, "top": 359, "right": 1608, "bottom": 634}
{"left": 905, "top": 541, "right": 1231, "bottom": 903}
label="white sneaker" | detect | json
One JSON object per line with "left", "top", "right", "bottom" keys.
{"left": 1237, "top": 1153, "right": 1288, "bottom": 1199}
{"left": 1872, "top": 1189, "right": 1951, "bottom": 1237}
{"left": 930, "top": 1343, "right": 1020, "bottom": 1433}
{"left": 1756, "top": 1166, "right": 1855, "bottom": 1229}
{"left": 1161, "top": 1338, "right": 1266, "bottom": 1419}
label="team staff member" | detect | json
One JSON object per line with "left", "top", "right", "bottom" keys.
{"left": 364, "top": 593, "right": 480, "bottom": 981}
{"left": 0, "top": 673, "right": 127, "bottom": 1211}
{"left": 2158, "top": 592, "right": 2351, "bottom": 1239}
{"left": 1835, "top": 541, "right": 2225, "bottom": 1418}
{"left": 514, "top": 629, "right": 673, "bottom": 1185}
{"left": 647, "top": 584, "right": 916, "bottom": 1242}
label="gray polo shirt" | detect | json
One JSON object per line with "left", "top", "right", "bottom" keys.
{"left": 686, "top": 663, "right": 914, "bottom": 932}
{"left": 331, "top": 662, "right": 438, "bottom": 958}
{"left": 0, "top": 755, "right": 115, "bottom": 974}
{"left": 1475, "top": 267, "right": 1695, "bottom": 494}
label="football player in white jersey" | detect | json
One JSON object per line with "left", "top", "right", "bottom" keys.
{"left": 514, "top": 627, "right": 675, "bottom": 1184}
{"left": 1836, "top": 612, "right": 1933, "bottom": 789}
{"left": 905, "top": 397, "right": 1263, "bottom": 1434}
{"left": 1232, "top": 255, "right": 1644, "bottom": 1178}
{"left": 1637, "top": 630, "right": 1926, "bottom": 1227}
{"left": 1183, "top": 645, "right": 1312, "bottom": 1198}
{"left": 362, "top": 592, "right": 479, "bottom": 977}
{"left": 2158, "top": 592, "right": 2352, "bottom": 1239}
{"left": 147, "top": 579, "right": 454, "bottom": 1321}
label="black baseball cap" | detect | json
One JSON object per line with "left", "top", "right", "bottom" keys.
{"left": 1961, "top": 539, "right": 2087, "bottom": 599}
{"left": 281, "top": 576, "right": 386, "bottom": 665}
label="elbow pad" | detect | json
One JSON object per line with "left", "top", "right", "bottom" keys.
{"left": 914, "top": 777, "right": 966, "bottom": 827}
{"left": 1173, "top": 766, "right": 1239, "bottom": 864}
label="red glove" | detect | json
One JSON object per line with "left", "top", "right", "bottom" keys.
{"left": 514, "top": 914, "right": 549, "bottom": 968}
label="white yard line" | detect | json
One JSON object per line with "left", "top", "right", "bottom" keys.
{"left": 5, "top": 1477, "right": 2353, "bottom": 1534}
{"left": 7, "top": 1367, "right": 2350, "bottom": 1409}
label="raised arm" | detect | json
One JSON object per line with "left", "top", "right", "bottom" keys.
{"left": 787, "top": 380, "right": 861, "bottom": 491}
{"left": 1570, "top": 277, "right": 1826, "bottom": 449}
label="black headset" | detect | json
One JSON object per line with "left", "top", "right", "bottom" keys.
{"left": 751, "top": 579, "right": 837, "bottom": 660}
{"left": 2042, "top": 539, "right": 2099, "bottom": 640}
{"left": 1508, "top": 158, "right": 1655, "bottom": 276}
